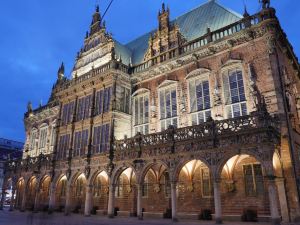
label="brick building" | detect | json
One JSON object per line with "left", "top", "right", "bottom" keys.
{"left": 2, "top": 1, "right": 300, "bottom": 224}
{"left": 0, "top": 138, "right": 23, "bottom": 209}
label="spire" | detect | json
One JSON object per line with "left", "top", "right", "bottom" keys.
{"left": 57, "top": 62, "right": 65, "bottom": 80}
{"left": 260, "top": 0, "right": 270, "bottom": 9}
{"left": 90, "top": 5, "right": 102, "bottom": 35}
{"left": 27, "top": 101, "right": 33, "bottom": 114}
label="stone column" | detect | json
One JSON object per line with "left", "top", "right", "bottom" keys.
{"left": 48, "top": 183, "right": 56, "bottom": 213}
{"left": 137, "top": 184, "right": 142, "bottom": 220}
{"left": 267, "top": 178, "right": 281, "bottom": 225}
{"left": 33, "top": 185, "right": 40, "bottom": 212}
{"left": 64, "top": 185, "right": 72, "bottom": 216}
{"left": 107, "top": 184, "right": 115, "bottom": 218}
{"left": 9, "top": 188, "right": 16, "bottom": 211}
{"left": 21, "top": 188, "right": 27, "bottom": 212}
{"left": 0, "top": 189, "right": 5, "bottom": 210}
{"left": 213, "top": 180, "right": 222, "bottom": 224}
{"left": 276, "top": 178, "right": 289, "bottom": 222}
{"left": 84, "top": 185, "right": 93, "bottom": 216}
{"left": 171, "top": 182, "right": 177, "bottom": 222}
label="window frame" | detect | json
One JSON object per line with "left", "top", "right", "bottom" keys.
{"left": 132, "top": 90, "right": 150, "bottom": 136}
{"left": 158, "top": 81, "right": 178, "bottom": 131}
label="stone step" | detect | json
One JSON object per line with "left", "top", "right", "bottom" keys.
{"left": 117, "top": 211, "right": 130, "bottom": 217}
{"left": 177, "top": 212, "right": 200, "bottom": 220}
{"left": 143, "top": 212, "right": 164, "bottom": 219}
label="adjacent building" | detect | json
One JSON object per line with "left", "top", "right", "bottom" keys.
{"left": 0, "top": 138, "right": 23, "bottom": 209}
{"left": 2, "top": 1, "right": 300, "bottom": 224}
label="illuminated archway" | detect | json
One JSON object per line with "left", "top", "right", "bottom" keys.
{"left": 91, "top": 171, "right": 109, "bottom": 213}
{"left": 114, "top": 167, "right": 136, "bottom": 216}
{"left": 26, "top": 176, "right": 37, "bottom": 210}
{"left": 71, "top": 173, "right": 87, "bottom": 213}
{"left": 38, "top": 175, "right": 51, "bottom": 210}
{"left": 55, "top": 175, "right": 67, "bottom": 211}
{"left": 15, "top": 178, "right": 25, "bottom": 209}
{"left": 177, "top": 160, "right": 212, "bottom": 214}
{"left": 220, "top": 154, "right": 270, "bottom": 216}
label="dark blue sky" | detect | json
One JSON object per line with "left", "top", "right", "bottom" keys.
{"left": 0, "top": 0, "right": 299, "bottom": 142}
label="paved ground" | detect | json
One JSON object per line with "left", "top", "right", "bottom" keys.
{"left": 0, "top": 208, "right": 297, "bottom": 225}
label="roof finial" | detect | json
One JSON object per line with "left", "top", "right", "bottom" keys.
{"left": 57, "top": 62, "right": 65, "bottom": 80}
{"left": 96, "top": 5, "right": 99, "bottom": 12}
{"left": 243, "top": 2, "right": 250, "bottom": 17}
{"left": 27, "top": 101, "right": 33, "bottom": 113}
{"left": 259, "top": 0, "right": 270, "bottom": 9}
{"left": 162, "top": 3, "right": 165, "bottom": 12}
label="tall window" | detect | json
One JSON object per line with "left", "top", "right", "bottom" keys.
{"left": 57, "top": 134, "right": 70, "bottom": 160}
{"left": 61, "top": 102, "right": 75, "bottom": 125}
{"left": 223, "top": 69, "right": 247, "bottom": 118}
{"left": 95, "top": 87, "right": 112, "bottom": 115}
{"left": 133, "top": 94, "right": 149, "bottom": 135}
{"left": 92, "top": 124, "right": 110, "bottom": 153}
{"left": 189, "top": 79, "right": 211, "bottom": 125}
{"left": 243, "top": 164, "right": 264, "bottom": 196}
{"left": 76, "top": 95, "right": 92, "bottom": 121}
{"left": 50, "top": 126, "right": 56, "bottom": 147}
{"left": 73, "top": 130, "right": 89, "bottom": 157}
{"left": 29, "top": 130, "right": 37, "bottom": 153}
{"left": 117, "top": 86, "right": 130, "bottom": 114}
{"left": 201, "top": 167, "right": 212, "bottom": 197}
{"left": 38, "top": 126, "right": 48, "bottom": 154}
{"left": 159, "top": 86, "right": 178, "bottom": 131}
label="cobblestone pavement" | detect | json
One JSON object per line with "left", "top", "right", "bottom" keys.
{"left": 0, "top": 208, "right": 298, "bottom": 225}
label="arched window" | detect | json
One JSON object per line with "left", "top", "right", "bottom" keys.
{"left": 223, "top": 67, "right": 247, "bottom": 118}
{"left": 29, "top": 129, "right": 38, "bottom": 156}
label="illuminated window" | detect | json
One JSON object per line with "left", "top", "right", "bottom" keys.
{"left": 93, "top": 124, "right": 110, "bottom": 153}
{"left": 243, "top": 164, "right": 264, "bottom": 196}
{"left": 223, "top": 69, "right": 247, "bottom": 118}
{"left": 133, "top": 94, "right": 149, "bottom": 135}
{"left": 189, "top": 79, "right": 211, "bottom": 125}
{"left": 159, "top": 86, "right": 178, "bottom": 131}
{"left": 29, "top": 130, "right": 37, "bottom": 153}
{"left": 73, "top": 130, "right": 89, "bottom": 157}
{"left": 95, "top": 87, "right": 112, "bottom": 115}
{"left": 76, "top": 95, "right": 92, "bottom": 121}
{"left": 38, "top": 126, "right": 48, "bottom": 154}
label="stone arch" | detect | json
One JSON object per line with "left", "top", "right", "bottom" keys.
{"left": 138, "top": 160, "right": 170, "bottom": 185}
{"left": 37, "top": 175, "right": 51, "bottom": 210}
{"left": 111, "top": 163, "right": 137, "bottom": 186}
{"left": 15, "top": 177, "right": 25, "bottom": 209}
{"left": 273, "top": 151, "right": 283, "bottom": 177}
{"left": 90, "top": 170, "right": 110, "bottom": 212}
{"left": 112, "top": 164, "right": 137, "bottom": 215}
{"left": 26, "top": 176, "right": 38, "bottom": 210}
{"left": 88, "top": 169, "right": 110, "bottom": 186}
{"left": 215, "top": 149, "right": 270, "bottom": 180}
{"left": 70, "top": 172, "right": 87, "bottom": 212}
{"left": 175, "top": 159, "right": 213, "bottom": 214}
{"left": 172, "top": 156, "right": 212, "bottom": 183}
{"left": 55, "top": 174, "right": 68, "bottom": 211}
{"left": 218, "top": 153, "right": 273, "bottom": 216}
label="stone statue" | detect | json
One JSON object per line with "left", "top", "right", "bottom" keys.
{"left": 260, "top": 0, "right": 270, "bottom": 9}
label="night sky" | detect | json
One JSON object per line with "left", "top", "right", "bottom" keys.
{"left": 0, "top": 0, "right": 299, "bottom": 142}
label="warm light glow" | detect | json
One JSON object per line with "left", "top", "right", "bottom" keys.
{"left": 77, "top": 173, "right": 86, "bottom": 180}
{"left": 222, "top": 155, "right": 250, "bottom": 179}
{"left": 182, "top": 160, "right": 202, "bottom": 178}
{"left": 98, "top": 171, "right": 108, "bottom": 181}
{"left": 60, "top": 175, "right": 67, "bottom": 181}
{"left": 122, "top": 168, "right": 135, "bottom": 180}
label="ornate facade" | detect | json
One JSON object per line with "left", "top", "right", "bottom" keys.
{"left": 2, "top": 1, "right": 300, "bottom": 224}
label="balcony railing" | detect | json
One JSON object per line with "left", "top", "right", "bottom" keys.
{"left": 114, "top": 112, "right": 279, "bottom": 153}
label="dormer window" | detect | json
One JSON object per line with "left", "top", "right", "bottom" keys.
{"left": 223, "top": 68, "right": 247, "bottom": 118}
{"left": 159, "top": 82, "right": 178, "bottom": 131}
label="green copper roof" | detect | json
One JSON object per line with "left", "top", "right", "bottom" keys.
{"left": 115, "top": 0, "right": 242, "bottom": 66}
